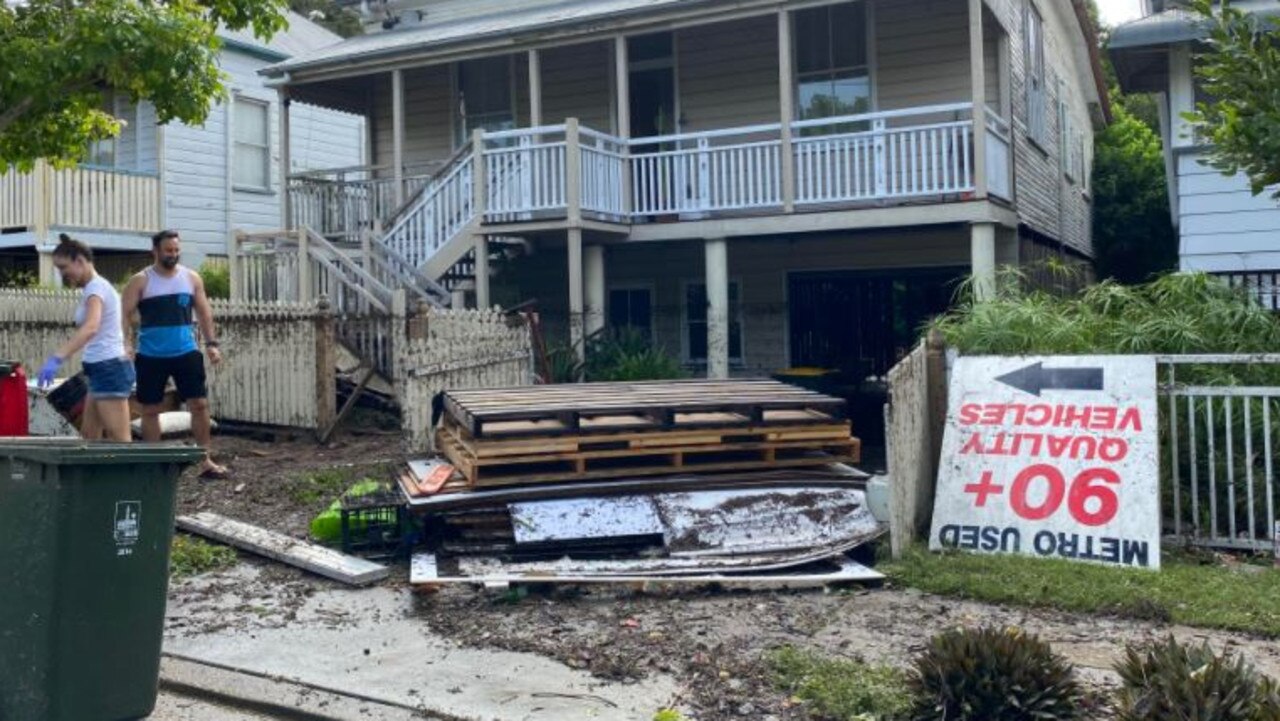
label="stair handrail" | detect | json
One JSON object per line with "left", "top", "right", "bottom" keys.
{"left": 381, "top": 143, "right": 475, "bottom": 230}
{"left": 302, "top": 226, "right": 392, "bottom": 313}
{"left": 382, "top": 150, "right": 475, "bottom": 267}
{"left": 365, "top": 233, "right": 450, "bottom": 307}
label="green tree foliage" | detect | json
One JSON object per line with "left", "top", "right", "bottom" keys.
{"left": 1186, "top": 0, "right": 1280, "bottom": 199}
{"left": 288, "top": 0, "right": 363, "bottom": 38}
{"left": 0, "top": 0, "right": 289, "bottom": 170}
{"left": 1092, "top": 106, "right": 1178, "bottom": 283}
{"left": 1091, "top": 0, "right": 1176, "bottom": 282}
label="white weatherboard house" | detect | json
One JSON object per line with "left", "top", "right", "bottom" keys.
{"left": 261, "top": 0, "right": 1108, "bottom": 386}
{"left": 1110, "top": 0, "right": 1280, "bottom": 306}
{"left": 0, "top": 13, "right": 365, "bottom": 284}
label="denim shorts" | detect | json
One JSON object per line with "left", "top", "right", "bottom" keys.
{"left": 82, "top": 357, "right": 137, "bottom": 399}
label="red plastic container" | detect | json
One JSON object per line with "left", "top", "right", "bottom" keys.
{"left": 0, "top": 362, "right": 30, "bottom": 437}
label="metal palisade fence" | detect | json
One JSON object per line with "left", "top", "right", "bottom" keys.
{"left": 1160, "top": 355, "right": 1280, "bottom": 553}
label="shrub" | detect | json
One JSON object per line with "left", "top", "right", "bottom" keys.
{"left": 584, "top": 327, "right": 685, "bottom": 382}
{"left": 0, "top": 267, "right": 37, "bottom": 288}
{"left": 933, "top": 270, "right": 1280, "bottom": 358}
{"left": 541, "top": 342, "right": 584, "bottom": 383}
{"left": 1114, "top": 636, "right": 1280, "bottom": 721}
{"left": 199, "top": 261, "right": 231, "bottom": 299}
{"left": 769, "top": 645, "right": 913, "bottom": 720}
{"left": 542, "top": 328, "right": 685, "bottom": 384}
{"left": 908, "top": 626, "right": 1083, "bottom": 721}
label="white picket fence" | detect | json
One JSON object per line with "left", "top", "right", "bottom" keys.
{"left": 0, "top": 288, "right": 336, "bottom": 430}
{"left": 396, "top": 305, "right": 534, "bottom": 452}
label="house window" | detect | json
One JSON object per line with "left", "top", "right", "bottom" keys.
{"left": 84, "top": 93, "right": 117, "bottom": 168}
{"left": 85, "top": 137, "right": 116, "bottom": 169}
{"left": 233, "top": 98, "right": 271, "bottom": 190}
{"left": 456, "top": 56, "right": 515, "bottom": 146}
{"left": 685, "top": 281, "right": 743, "bottom": 363}
{"left": 794, "top": 3, "right": 871, "bottom": 124}
{"left": 608, "top": 286, "right": 654, "bottom": 340}
{"left": 1024, "top": 1, "right": 1047, "bottom": 145}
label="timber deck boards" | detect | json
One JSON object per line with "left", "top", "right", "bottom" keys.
{"left": 442, "top": 379, "right": 846, "bottom": 437}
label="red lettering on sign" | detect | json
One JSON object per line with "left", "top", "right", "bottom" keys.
{"left": 1067, "top": 468, "right": 1120, "bottom": 526}
{"left": 1119, "top": 408, "right": 1143, "bottom": 431}
{"left": 961, "top": 433, "right": 984, "bottom": 454}
{"left": 1090, "top": 406, "right": 1117, "bottom": 430}
{"left": 1010, "top": 464, "right": 1067, "bottom": 521}
{"left": 1025, "top": 405, "right": 1052, "bottom": 426}
{"left": 1047, "top": 435, "right": 1072, "bottom": 457}
{"left": 960, "top": 403, "right": 1143, "bottom": 432}
{"left": 964, "top": 470, "right": 1005, "bottom": 507}
{"left": 1069, "top": 436, "right": 1097, "bottom": 460}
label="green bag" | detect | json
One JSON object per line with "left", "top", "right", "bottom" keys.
{"left": 309, "top": 479, "right": 383, "bottom": 543}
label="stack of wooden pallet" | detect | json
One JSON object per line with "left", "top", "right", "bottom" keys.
{"left": 428, "top": 378, "right": 860, "bottom": 490}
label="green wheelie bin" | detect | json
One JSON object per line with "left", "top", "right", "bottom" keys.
{"left": 0, "top": 440, "right": 206, "bottom": 721}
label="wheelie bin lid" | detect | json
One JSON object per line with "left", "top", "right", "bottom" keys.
{"left": 0, "top": 439, "right": 207, "bottom": 465}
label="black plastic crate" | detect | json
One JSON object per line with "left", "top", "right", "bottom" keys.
{"left": 339, "top": 488, "right": 410, "bottom": 559}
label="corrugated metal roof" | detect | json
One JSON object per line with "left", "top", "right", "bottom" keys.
{"left": 1109, "top": 0, "right": 1280, "bottom": 50}
{"left": 221, "top": 11, "right": 345, "bottom": 60}
{"left": 263, "top": 0, "right": 706, "bottom": 76}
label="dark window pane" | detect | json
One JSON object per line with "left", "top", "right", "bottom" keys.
{"left": 608, "top": 289, "right": 630, "bottom": 328}
{"left": 686, "top": 284, "right": 707, "bottom": 322}
{"left": 629, "top": 32, "right": 673, "bottom": 63}
{"left": 794, "top": 7, "right": 829, "bottom": 75}
{"left": 831, "top": 3, "right": 866, "bottom": 68}
{"left": 689, "top": 321, "right": 708, "bottom": 360}
{"left": 632, "top": 290, "right": 652, "bottom": 333}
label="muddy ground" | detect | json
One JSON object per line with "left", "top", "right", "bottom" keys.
{"left": 174, "top": 430, "right": 1280, "bottom": 720}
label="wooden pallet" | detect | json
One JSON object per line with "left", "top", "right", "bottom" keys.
{"left": 437, "top": 426, "right": 861, "bottom": 488}
{"left": 442, "top": 379, "right": 846, "bottom": 437}
{"left": 440, "top": 415, "right": 854, "bottom": 460}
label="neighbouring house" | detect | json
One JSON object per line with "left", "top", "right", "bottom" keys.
{"left": 260, "top": 0, "right": 1107, "bottom": 394}
{"left": 0, "top": 12, "right": 366, "bottom": 285}
{"left": 1110, "top": 0, "right": 1280, "bottom": 308}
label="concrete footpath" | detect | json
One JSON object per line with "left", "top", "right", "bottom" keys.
{"left": 163, "top": 564, "right": 679, "bottom": 721}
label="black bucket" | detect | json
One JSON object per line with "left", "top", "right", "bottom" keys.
{"left": 45, "top": 373, "right": 88, "bottom": 425}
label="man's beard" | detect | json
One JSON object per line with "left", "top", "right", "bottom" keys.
{"left": 160, "top": 256, "right": 179, "bottom": 269}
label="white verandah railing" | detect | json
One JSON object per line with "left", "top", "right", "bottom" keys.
{"left": 296, "top": 103, "right": 994, "bottom": 281}
{"left": 289, "top": 163, "right": 438, "bottom": 241}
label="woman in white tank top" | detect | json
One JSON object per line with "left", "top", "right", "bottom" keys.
{"left": 38, "top": 235, "right": 135, "bottom": 442}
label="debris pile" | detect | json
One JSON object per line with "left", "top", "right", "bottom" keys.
{"left": 398, "top": 379, "right": 886, "bottom": 588}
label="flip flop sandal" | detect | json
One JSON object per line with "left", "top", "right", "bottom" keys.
{"left": 197, "top": 466, "right": 230, "bottom": 480}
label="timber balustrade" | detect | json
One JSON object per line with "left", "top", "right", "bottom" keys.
{"left": 0, "top": 161, "right": 161, "bottom": 234}
{"left": 288, "top": 103, "right": 1002, "bottom": 275}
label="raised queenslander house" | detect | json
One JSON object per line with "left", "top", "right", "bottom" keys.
{"left": 1110, "top": 0, "right": 1280, "bottom": 310}
{"left": 259, "top": 0, "right": 1106, "bottom": 399}
{"left": 0, "top": 13, "right": 365, "bottom": 285}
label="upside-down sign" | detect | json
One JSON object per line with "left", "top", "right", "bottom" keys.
{"left": 928, "top": 356, "right": 1160, "bottom": 569}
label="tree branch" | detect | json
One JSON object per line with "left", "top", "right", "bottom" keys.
{"left": 0, "top": 97, "right": 34, "bottom": 135}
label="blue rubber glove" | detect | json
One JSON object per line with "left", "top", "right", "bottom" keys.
{"left": 37, "top": 355, "right": 63, "bottom": 389}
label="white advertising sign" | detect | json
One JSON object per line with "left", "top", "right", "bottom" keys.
{"left": 929, "top": 356, "right": 1160, "bottom": 569}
